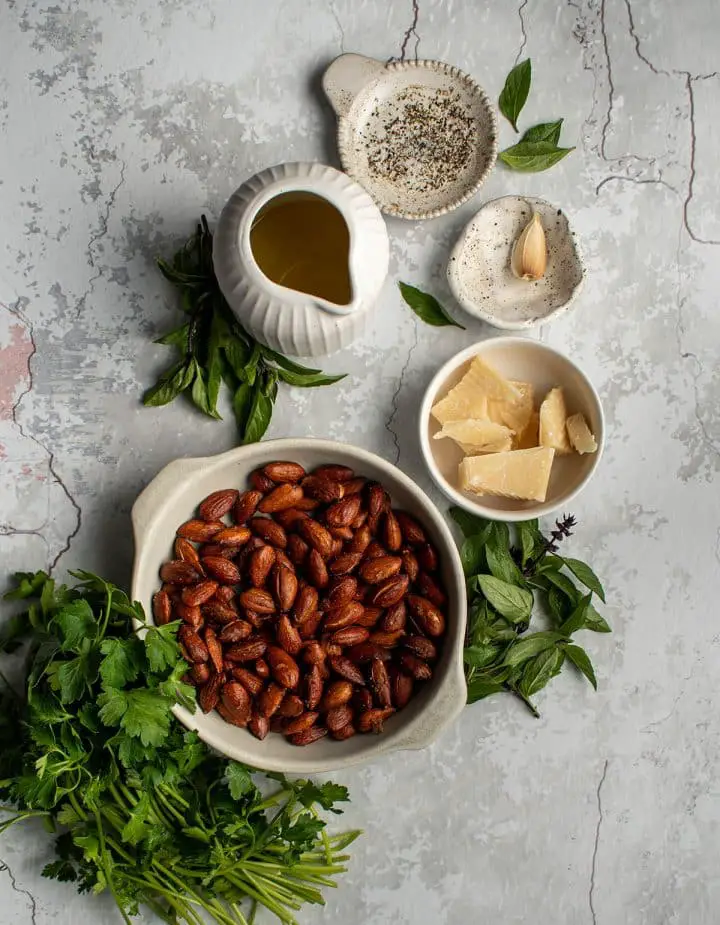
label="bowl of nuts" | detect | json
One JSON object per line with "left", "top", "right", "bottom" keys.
{"left": 131, "top": 439, "right": 466, "bottom": 772}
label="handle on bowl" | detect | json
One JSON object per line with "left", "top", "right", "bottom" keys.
{"left": 322, "top": 53, "right": 386, "bottom": 118}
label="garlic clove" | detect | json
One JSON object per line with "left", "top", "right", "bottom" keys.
{"left": 510, "top": 211, "right": 547, "bottom": 281}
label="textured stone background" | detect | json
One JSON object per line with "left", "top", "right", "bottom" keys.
{"left": 2, "top": 0, "right": 719, "bottom": 922}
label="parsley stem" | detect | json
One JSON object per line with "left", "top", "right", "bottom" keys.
{"left": 155, "top": 786, "right": 188, "bottom": 825}
{"left": 93, "top": 808, "right": 133, "bottom": 925}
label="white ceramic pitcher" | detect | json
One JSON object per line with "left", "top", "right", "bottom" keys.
{"left": 213, "top": 162, "right": 389, "bottom": 357}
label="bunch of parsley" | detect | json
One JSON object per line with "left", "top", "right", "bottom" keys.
{"left": 0, "top": 571, "right": 359, "bottom": 925}
{"left": 452, "top": 510, "right": 611, "bottom": 716}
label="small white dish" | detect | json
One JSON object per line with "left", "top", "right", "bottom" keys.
{"left": 447, "top": 196, "right": 585, "bottom": 329}
{"left": 323, "top": 54, "right": 498, "bottom": 220}
{"left": 419, "top": 339, "right": 604, "bottom": 523}
{"left": 131, "top": 439, "right": 466, "bottom": 773}
{"left": 213, "top": 162, "right": 389, "bottom": 358}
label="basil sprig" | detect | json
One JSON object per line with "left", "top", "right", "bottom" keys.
{"left": 453, "top": 509, "right": 610, "bottom": 717}
{"left": 144, "top": 216, "right": 346, "bottom": 443}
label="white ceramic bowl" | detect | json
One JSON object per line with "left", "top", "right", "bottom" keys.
{"left": 131, "top": 439, "right": 466, "bottom": 773}
{"left": 419, "top": 339, "right": 604, "bottom": 523}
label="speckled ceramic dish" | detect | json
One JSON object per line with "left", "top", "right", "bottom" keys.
{"left": 447, "top": 196, "right": 585, "bottom": 329}
{"left": 323, "top": 53, "right": 498, "bottom": 220}
{"left": 131, "top": 439, "right": 466, "bottom": 773}
{"left": 419, "top": 339, "right": 604, "bottom": 523}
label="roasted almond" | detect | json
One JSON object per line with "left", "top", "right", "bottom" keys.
{"left": 343, "top": 477, "right": 366, "bottom": 495}
{"left": 248, "top": 545, "right": 276, "bottom": 588}
{"left": 258, "top": 483, "right": 304, "bottom": 513}
{"left": 276, "top": 615, "right": 303, "bottom": 655}
{"left": 395, "top": 511, "right": 426, "bottom": 545}
{"left": 248, "top": 713, "right": 270, "bottom": 740}
{"left": 368, "top": 630, "right": 403, "bottom": 648}
{"left": 325, "top": 705, "right": 353, "bottom": 733}
{"left": 181, "top": 580, "right": 218, "bottom": 608}
{"left": 416, "top": 571, "right": 447, "bottom": 607}
{"left": 191, "top": 662, "right": 211, "bottom": 686}
{"left": 263, "top": 461, "right": 306, "bottom": 483}
{"left": 305, "top": 664, "right": 323, "bottom": 709}
{"left": 159, "top": 560, "right": 200, "bottom": 586}
{"left": 198, "top": 673, "right": 223, "bottom": 713}
{"left": 391, "top": 669, "right": 413, "bottom": 708}
{"left": 331, "top": 723, "right": 356, "bottom": 741}
{"left": 399, "top": 652, "right": 432, "bottom": 681}
{"left": 289, "top": 726, "right": 328, "bottom": 746}
{"left": 293, "top": 584, "right": 319, "bottom": 624}
{"left": 225, "top": 639, "right": 268, "bottom": 662}
{"left": 327, "top": 576, "right": 358, "bottom": 608}
{"left": 381, "top": 600, "right": 407, "bottom": 633}
{"left": 273, "top": 508, "right": 309, "bottom": 530}
{"left": 287, "top": 534, "right": 310, "bottom": 566}
{"left": 267, "top": 645, "right": 300, "bottom": 689}
{"left": 294, "top": 497, "right": 320, "bottom": 512}
{"left": 179, "top": 626, "right": 209, "bottom": 662}
{"left": 382, "top": 511, "right": 402, "bottom": 552}
{"left": 367, "top": 483, "right": 390, "bottom": 520}
{"left": 258, "top": 682, "right": 286, "bottom": 718}
{"left": 357, "top": 707, "right": 394, "bottom": 734}
{"left": 359, "top": 555, "right": 402, "bottom": 585}
{"left": 221, "top": 681, "right": 251, "bottom": 725}
{"left": 329, "top": 654, "right": 365, "bottom": 685}
{"left": 363, "top": 541, "right": 386, "bottom": 561}
{"left": 219, "top": 620, "right": 252, "bottom": 644}
{"left": 370, "top": 659, "right": 392, "bottom": 708}
{"left": 325, "top": 495, "right": 362, "bottom": 528}
{"left": 176, "top": 601, "right": 203, "bottom": 628}
{"left": 331, "top": 626, "right": 369, "bottom": 647}
{"left": 346, "top": 642, "right": 390, "bottom": 664}
{"left": 231, "top": 667, "right": 264, "bottom": 695}
{"left": 204, "top": 626, "right": 224, "bottom": 674}
{"left": 312, "top": 464, "right": 355, "bottom": 482}
{"left": 273, "top": 564, "right": 298, "bottom": 612}
{"left": 355, "top": 606, "right": 383, "bottom": 628}
{"left": 278, "top": 693, "right": 305, "bottom": 718}
{"left": 328, "top": 551, "right": 363, "bottom": 576}
{"left": 320, "top": 680, "right": 353, "bottom": 711}
{"left": 213, "top": 525, "right": 252, "bottom": 547}
{"left": 298, "top": 614, "right": 322, "bottom": 639}
{"left": 283, "top": 711, "right": 319, "bottom": 735}
{"left": 298, "top": 519, "right": 334, "bottom": 558}
{"left": 199, "top": 543, "right": 236, "bottom": 559}
{"left": 214, "top": 585, "right": 236, "bottom": 604}
{"left": 250, "top": 469, "right": 276, "bottom": 492}
{"left": 401, "top": 548, "right": 419, "bottom": 583}
{"left": 349, "top": 524, "right": 372, "bottom": 554}
{"left": 233, "top": 489, "right": 263, "bottom": 523}
{"left": 202, "top": 600, "right": 239, "bottom": 624}
{"left": 329, "top": 526, "right": 354, "bottom": 542}
{"left": 152, "top": 590, "right": 172, "bottom": 626}
{"left": 174, "top": 537, "right": 204, "bottom": 574}
{"left": 255, "top": 657, "right": 270, "bottom": 679}
{"left": 199, "top": 489, "right": 239, "bottom": 522}
{"left": 403, "top": 635, "right": 438, "bottom": 660}
{"left": 301, "top": 475, "right": 344, "bottom": 503}
{"left": 416, "top": 542, "right": 439, "bottom": 572}
{"left": 351, "top": 510, "right": 368, "bottom": 530}
{"left": 407, "top": 595, "right": 446, "bottom": 636}
{"left": 239, "top": 588, "right": 275, "bottom": 614}
{"left": 177, "top": 519, "right": 225, "bottom": 542}
{"left": 306, "top": 548, "right": 329, "bottom": 588}
{"left": 250, "top": 517, "right": 288, "bottom": 549}
{"left": 369, "top": 574, "right": 409, "bottom": 608}
{"left": 202, "top": 556, "right": 241, "bottom": 585}
{"left": 323, "top": 601, "right": 365, "bottom": 631}
{"left": 302, "top": 641, "right": 325, "bottom": 666}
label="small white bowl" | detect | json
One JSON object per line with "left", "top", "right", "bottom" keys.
{"left": 447, "top": 196, "right": 585, "bottom": 329}
{"left": 419, "top": 339, "right": 604, "bottom": 523}
{"left": 131, "top": 439, "right": 466, "bottom": 773}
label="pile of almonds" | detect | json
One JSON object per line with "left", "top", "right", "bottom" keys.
{"left": 153, "top": 461, "right": 449, "bottom": 746}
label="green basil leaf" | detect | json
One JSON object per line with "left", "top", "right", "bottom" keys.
{"left": 559, "top": 593, "right": 592, "bottom": 636}
{"left": 498, "top": 58, "right": 532, "bottom": 131}
{"left": 259, "top": 346, "right": 322, "bottom": 376}
{"left": 277, "top": 369, "right": 347, "bottom": 388}
{"left": 190, "top": 362, "right": 221, "bottom": 419}
{"left": 535, "top": 554, "right": 564, "bottom": 574}
{"left": 503, "top": 631, "right": 567, "bottom": 668}
{"left": 491, "top": 522, "right": 510, "bottom": 549}
{"left": 499, "top": 141, "right": 575, "bottom": 172}
{"left": 563, "top": 643, "right": 597, "bottom": 689}
{"left": 461, "top": 535, "right": 489, "bottom": 576}
{"left": 155, "top": 323, "right": 190, "bottom": 348}
{"left": 585, "top": 603, "right": 612, "bottom": 633}
{"left": 562, "top": 557, "right": 606, "bottom": 603}
{"left": 486, "top": 537, "right": 524, "bottom": 586}
{"left": 142, "top": 360, "right": 194, "bottom": 407}
{"left": 546, "top": 584, "right": 572, "bottom": 623}
{"left": 520, "top": 119, "right": 563, "bottom": 145}
{"left": 232, "top": 382, "right": 254, "bottom": 437}
{"left": 517, "top": 519, "right": 541, "bottom": 566}
{"left": 449, "top": 507, "right": 492, "bottom": 539}
{"left": 463, "top": 644, "right": 502, "bottom": 669}
{"left": 519, "top": 647, "right": 565, "bottom": 698}
{"left": 242, "top": 385, "right": 273, "bottom": 445}
{"left": 244, "top": 343, "right": 262, "bottom": 386}
{"left": 224, "top": 339, "right": 252, "bottom": 381}
{"left": 477, "top": 575, "right": 533, "bottom": 622}
{"left": 466, "top": 678, "right": 506, "bottom": 704}
{"left": 398, "top": 282, "right": 465, "bottom": 329}
{"left": 542, "top": 569, "right": 580, "bottom": 602}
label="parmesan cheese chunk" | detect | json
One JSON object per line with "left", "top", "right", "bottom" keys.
{"left": 431, "top": 357, "right": 521, "bottom": 425}
{"left": 459, "top": 447, "right": 556, "bottom": 502}
{"left": 434, "top": 419, "right": 514, "bottom": 454}
{"left": 539, "top": 387, "right": 572, "bottom": 455}
{"left": 566, "top": 413, "right": 597, "bottom": 454}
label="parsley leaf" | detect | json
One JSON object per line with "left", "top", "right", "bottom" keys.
{"left": 144, "top": 623, "right": 180, "bottom": 673}
{"left": 226, "top": 763, "right": 254, "bottom": 800}
{"left": 53, "top": 600, "right": 97, "bottom": 652}
{"left": 99, "top": 637, "right": 145, "bottom": 689}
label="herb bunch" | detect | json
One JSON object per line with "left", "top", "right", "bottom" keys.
{"left": 0, "top": 571, "right": 359, "bottom": 925}
{"left": 144, "top": 216, "right": 346, "bottom": 444}
{"left": 452, "top": 509, "right": 610, "bottom": 717}
{"left": 497, "top": 59, "right": 575, "bottom": 172}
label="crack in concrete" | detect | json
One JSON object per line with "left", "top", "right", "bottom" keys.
{"left": 76, "top": 158, "right": 127, "bottom": 317}
{"left": 397, "top": 0, "right": 420, "bottom": 63}
{"left": 515, "top": 0, "right": 529, "bottom": 64}
{"left": 0, "top": 857, "right": 38, "bottom": 925}
{"left": 589, "top": 759, "right": 609, "bottom": 925}
{"left": 328, "top": 0, "right": 345, "bottom": 54}
{"left": 384, "top": 319, "right": 419, "bottom": 465}
{"left": 3, "top": 298, "right": 82, "bottom": 574}
{"left": 595, "top": 174, "right": 678, "bottom": 197}
{"left": 598, "top": 0, "right": 614, "bottom": 162}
